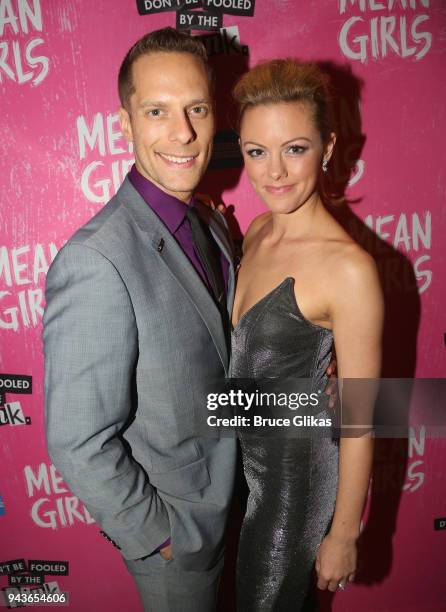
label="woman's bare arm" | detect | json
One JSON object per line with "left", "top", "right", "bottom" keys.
{"left": 316, "top": 247, "right": 384, "bottom": 591}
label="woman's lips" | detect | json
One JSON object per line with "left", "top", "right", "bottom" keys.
{"left": 264, "top": 184, "right": 294, "bottom": 195}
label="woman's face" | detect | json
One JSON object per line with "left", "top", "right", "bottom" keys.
{"left": 239, "top": 101, "right": 333, "bottom": 214}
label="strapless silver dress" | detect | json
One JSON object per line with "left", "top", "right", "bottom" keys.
{"left": 231, "top": 278, "right": 339, "bottom": 611}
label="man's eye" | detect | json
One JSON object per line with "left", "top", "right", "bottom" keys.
{"left": 190, "top": 106, "right": 208, "bottom": 116}
{"left": 147, "top": 109, "right": 162, "bottom": 117}
{"left": 246, "top": 149, "right": 265, "bottom": 158}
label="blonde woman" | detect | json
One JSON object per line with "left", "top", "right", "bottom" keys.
{"left": 231, "top": 60, "right": 383, "bottom": 610}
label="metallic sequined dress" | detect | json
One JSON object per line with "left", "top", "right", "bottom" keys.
{"left": 231, "top": 277, "right": 339, "bottom": 612}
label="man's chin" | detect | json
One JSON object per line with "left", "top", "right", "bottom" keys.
{"left": 163, "top": 173, "right": 206, "bottom": 191}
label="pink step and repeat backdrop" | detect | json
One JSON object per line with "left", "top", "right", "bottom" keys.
{"left": 1, "top": 1, "right": 445, "bottom": 610}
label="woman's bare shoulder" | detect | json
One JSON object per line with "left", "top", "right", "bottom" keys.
{"left": 327, "top": 239, "right": 381, "bottom": 299}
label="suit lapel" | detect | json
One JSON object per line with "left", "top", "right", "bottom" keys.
{"left": 118, "top": 178, "right": 230, "bottom": 371}
{"left": 149, "top": 228, "right": 229, "bottom": 370}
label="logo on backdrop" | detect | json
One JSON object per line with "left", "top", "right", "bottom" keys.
{"left": 177, "top": 9, "right": 222, "bottom": 30}
{"left": 0, "top": 0, "right": 49, "bottom": 86}
{"left": 0, "top": 244, "right": 58, "bottom": 332}
{"left": 23, "top": 462, "right": 95, "bottom": 530}
{"left": 362, "top": 211, "right": 432, "bottom": 294}
{"left": 136, "top": 0, "right": 255, "bottom": 32}
{"left": 137, "top": 0, "right": 255, "bottom": 17}
{"left": 0, "top": 374, "right": 32, "bottom": 427}
{"left": 0, "top": 559, "right": 69, "bottom": 608}
{"left": 338, "top": 0, "right": 433, "bottom": 63}
{"left": 77, "top": 111, "right": 134, "bottom": 204}
{"left": 0, "top": 493, "right": 5, "bottom": 517}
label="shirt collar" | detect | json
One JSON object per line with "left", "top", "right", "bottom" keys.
{"left": 129, "top": 164, "right": 194, "bottom": 234}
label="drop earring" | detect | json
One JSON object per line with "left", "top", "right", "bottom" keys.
{"left": 322, "top": 159, "right": 329, "bottom": 173}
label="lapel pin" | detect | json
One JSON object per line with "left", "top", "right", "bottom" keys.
{"left": 157, "top": 239, "right": 165, "bottom": 253}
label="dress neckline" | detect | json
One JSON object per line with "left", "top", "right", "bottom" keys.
{"left": 231, "top": 277, "right": 332, "bottom": 334}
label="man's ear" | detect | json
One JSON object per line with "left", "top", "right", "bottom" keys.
{"left": 119, "top": 106, "right": 133, "bottom": 142}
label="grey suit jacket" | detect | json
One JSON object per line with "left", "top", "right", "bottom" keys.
{"left": 43, "top": 177, "right": 237, "bottom": 571}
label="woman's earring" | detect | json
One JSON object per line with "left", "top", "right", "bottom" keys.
{"left": 322, "top": 159, "right": 329, "bottom": 173}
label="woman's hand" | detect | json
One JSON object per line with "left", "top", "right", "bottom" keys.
{"left": 195, "top": 193, "right": 227, "bottom": 214}
{"left": 315, "top": 531, "right": 357, "bottom": 592}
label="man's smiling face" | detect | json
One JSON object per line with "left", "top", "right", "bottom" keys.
{"left": 119, "top": 51, "right": 215, "bottom": 202}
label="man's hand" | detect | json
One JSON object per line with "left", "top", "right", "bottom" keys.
{"left": 159, "top": 543, "right": 173, "bottom": 561}
{"left": 326, "top": 354, "right": 338, "bottom": 409}
{"left": 195, "top": 193, "right": 227, "bottom": 215}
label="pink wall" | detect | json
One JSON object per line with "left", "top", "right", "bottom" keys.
{"left": 1, "top": 0, "right": 445, "bottom": 610}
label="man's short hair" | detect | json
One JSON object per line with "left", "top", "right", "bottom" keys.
{"left": 118, "top": 27, "right": 212, "bottom": 110}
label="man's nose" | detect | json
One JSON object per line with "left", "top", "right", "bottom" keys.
{"left": 169, "top": 112, "right": 196, "bottom": 144}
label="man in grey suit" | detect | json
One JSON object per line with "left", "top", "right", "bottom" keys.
{"left": 43, "top": 28, "right": 236, "bottom": 611}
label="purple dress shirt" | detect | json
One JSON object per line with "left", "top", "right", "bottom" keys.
{"left": 128, "top": 165, "right": 229, "bottom": 556}
{"left": 129, "top": 165, "right": 229, "bottom": 293}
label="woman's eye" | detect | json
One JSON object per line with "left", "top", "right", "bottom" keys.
{"left": 147, "top": 109, "right": 162, "bottom": 117}
{"left": 287, "top": 145, "right": 307, "bottom": 154}
{"left": 246, "top": 149, "right": 265, "bottom": 158}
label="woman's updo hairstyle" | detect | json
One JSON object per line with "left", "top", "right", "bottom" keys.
{"left": 233, "top": 59, "right": 335, "bottom": 145}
